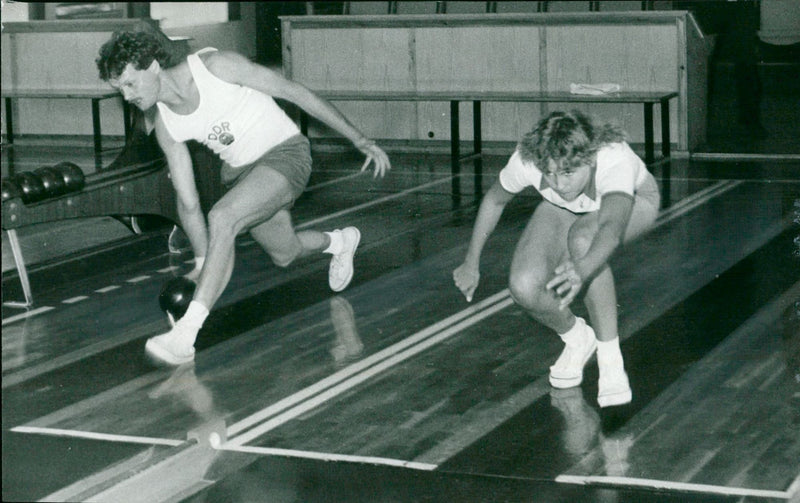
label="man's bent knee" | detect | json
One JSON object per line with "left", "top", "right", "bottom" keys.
{"left": 269, "top": 251, "right": 298, "bottom": 268}
{"left": 208, "top": 205, "right": 243, "bottom": 238}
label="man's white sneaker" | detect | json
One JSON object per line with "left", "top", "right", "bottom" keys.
{"left": 549, "top": 318, "right": 597, "bottom": 389}
{"left": 328, "top": 227, "right": 361, "bottom": 292}
{"left": 145, "top": 324, "right": 196, "bottom": 366}
{"left": 598, "top": 366, "right": 632, "bottom": 407}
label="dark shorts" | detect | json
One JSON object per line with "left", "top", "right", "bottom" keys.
{"left": 220, "top": 134, "right": 312, "bottom": 203}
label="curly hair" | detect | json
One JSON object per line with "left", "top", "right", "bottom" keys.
{"left": 96, "top": 31, "right": 172, "bottom": 81}
{"left": 517, "top": 110, "right": 627, "bottom": 174}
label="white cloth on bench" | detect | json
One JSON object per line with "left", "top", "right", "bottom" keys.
{"left": 570, "top": 83, "right": 622, "bottom": 95}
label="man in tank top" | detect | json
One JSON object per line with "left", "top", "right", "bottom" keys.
{"left": 96, "top": 31, "right": 390, "bottom": 366}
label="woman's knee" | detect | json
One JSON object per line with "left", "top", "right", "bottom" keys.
{"left": 509, "top": 271, "right": 550, "bottom": 312}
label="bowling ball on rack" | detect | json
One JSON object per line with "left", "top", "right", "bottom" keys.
{"left": 1, "top": 178, "right": 23, "bottom": 202}
{"left": 158, "top": 276, "right": 196, "bottom": 325}
{"left": 34, "top": 166, "right": 67, "bottom": 197}
{"left": 12, "top": 172, "right": 47, "bottom": 204}
{"left": 54, "top": 161, "right": 86, "bottom": 193}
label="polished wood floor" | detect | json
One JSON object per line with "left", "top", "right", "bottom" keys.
{"left": 2, "top": 131, "right": 799, "bottom": 502}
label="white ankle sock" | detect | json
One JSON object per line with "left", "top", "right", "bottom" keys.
{"left": 597, "top": 337, "right": 624, "bottom": 368}
{"left": 180, "top": 301, "right": 209, "bottom": 329}
{"left": 558, "top": 317, "right": 586, "bottom": 344}
{"left": 323, "top": 230, "right": 343, "bottom": 255}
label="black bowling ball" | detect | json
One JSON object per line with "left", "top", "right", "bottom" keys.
{"left": 158, "top": 276, "right": 196, "bottom": 323}
{"left": 54, "top": 161, "right": 86, "bottom": 193}
{"left": 2, "top": 178, "right": 23, "bottom": 202}
{"left": 13, "top": 172, "right": 47, "bottom": 204}
{"left": 35, "top": 166, "right": 67, "bottom": 196}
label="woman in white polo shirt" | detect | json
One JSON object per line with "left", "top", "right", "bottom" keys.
{"left": 453, "top": 110, "right": 660, "bottom": 408}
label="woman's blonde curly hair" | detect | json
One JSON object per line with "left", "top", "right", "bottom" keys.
{"left": 518, "top": 110, "right": 627, "bottom": 174}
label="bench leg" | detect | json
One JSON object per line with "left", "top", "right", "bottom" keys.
{"left": 643, "top": 103, "right": 654, "bottom": 165}
{"left": 473, "top": 100, "right": 483, "bottom": 197}
{"left": 4, "top": 97, "right": 13, "bottom": 145}
{"left": 450, "top": 100, "right": 461, "bottom": 205}
{"left": 3, "top": 229, "right": 34, "bottom": 308}
{"left": 92, "top": 98, "right": 102, "bottom": 153}
{"left": 661, "top": 98, "right": 671, "bottom": 159}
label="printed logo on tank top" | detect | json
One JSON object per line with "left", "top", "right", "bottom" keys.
{"left": 208, "top": 121, "right": 235, "bottom": 146}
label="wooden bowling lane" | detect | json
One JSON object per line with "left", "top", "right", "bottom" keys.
{"left": 438, "top": 225, "right": 800, "bottom": 496}
{"left": 227, "top": 181, "right": 795, "bottom": 459}
{"left": 11, "top": 178, "right": 797, "bottom": 501}
{"left": 14, "top": 219, "right": 526, "bottom": 441}
{"left": 558, "top": 282, "right": 800, "bottom": 498}
{"left": 0, "top": 158, "right": 482, "bottom": 389}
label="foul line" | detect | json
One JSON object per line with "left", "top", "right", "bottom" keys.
{"left": 11, "top": 425, "right": 184, "bottom": 447}
{"left": 555, "top": 475, "right": 793, "bottom": 499}
{"left": 220, "top": 444, "right": 437, "bottom": 471}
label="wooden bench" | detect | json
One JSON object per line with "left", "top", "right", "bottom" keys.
{"left": 2, "top": 88, "right": 131, "bottom": 153}
{"left": 300, "top": 90, "right": 679, "bottom": 199}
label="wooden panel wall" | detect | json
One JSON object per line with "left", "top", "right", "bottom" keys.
{"left": 414, "top": 25, "right": 542, "bottom": 141}
{"left": 290, "top": 27, "right": 417, "bottom": 139}
{"left": 282, "top": 12, "right": 706, "bottom": 152}
{"left": 543, "top": 23, "right": 679, "bottom": 148}
{"left": 1, "top": 16, "right": 258, "bottom": 139}
{"left": 3, "top": 30, "right": 123, "bottom": 137}
{"left": 1, "top": 20, "right": 149, "bottom": 138}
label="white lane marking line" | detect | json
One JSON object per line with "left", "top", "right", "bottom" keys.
{"left": 156, "top": 267, "right": 177, "bottom": 274}
{"left": 11, "top": 426, "right": 184, "bottom": 447}
{"left": 220, "top": 444, "right": 437, "bottom": 471}
{"left": 306, "top": 171, "right": 364, "bottom": 191}
{"left": 787, "top": 472, "right": 800, "bottom": 499}
{"left": 95, "top": 285, "right": 121, "bottom": 293}
{"left": 555, "top": 475, "right": 792, "bottom": 499}
{"left": 298, "top": 176, "right": 455, "bottom": 229}
{"left": 228, "top": 296, "right": 514, "bottom": 447}
{"left": 655, "top": 180, "right": 740, "bottom": 224}
{"left": 1, "top": 306, "right": 55, "bottom": 326}
{"left": 62, "top": 296, "right": 89, "bottom": 304}
{"left": 226, "top": 288, "right": 511, "bottom": 437}
{"left": 125, "top": 275, "right": 151, "bottom": 283}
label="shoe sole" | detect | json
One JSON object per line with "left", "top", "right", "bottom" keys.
{"left": 598, "top": 388, "right": 632, "bottom": 408}
{"left": 145, "top": 338, "right": 194, "bottom": 366}
{"left": 330, "top": 227, "right": 361, "bottom": 292}
{"left": 548, "top": 339, "right": 597, "bottom": 389}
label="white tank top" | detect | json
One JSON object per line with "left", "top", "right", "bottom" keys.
{"left": 156, "top": 48, "right": 300, "bottom": 167}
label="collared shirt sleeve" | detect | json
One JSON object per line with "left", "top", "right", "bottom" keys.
{"left": 595, "top": 143, "right": 639, "bottom": 199}
{"left": 499, "top": 150, "right": 536, "bottom": 194}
